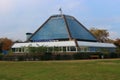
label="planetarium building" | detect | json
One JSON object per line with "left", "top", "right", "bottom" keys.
{"left": 12, "top": 14, "right": 116, "bottom": 53}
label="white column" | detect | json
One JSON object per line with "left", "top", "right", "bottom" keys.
{"left": 76, "top": 47, "right": 78, "bottom": 52}
{"left": 66, "top": 47, "right": 68, "bottom": 52}
{"left": 61, "top": 47, "right": 63, "bottom": 52}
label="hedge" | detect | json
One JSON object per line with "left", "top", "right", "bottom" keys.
{"left": 0, "top": 52, "right": 120, "bottom": 61}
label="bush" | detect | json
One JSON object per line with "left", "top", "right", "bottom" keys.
{"left": 73, "top": 53, "right": 90, "bottom": 59}
{"left": 17, "top": 56, "right": 25, "bottom": 61}
{"left": 1, "top": 52, "right": 120, "bottom": 61}
{"left": 73, "top": 53, "right": 81, "bottom": 59}
{"left": 60, "top": 54, "right": 72, "bottom": 60}
{"left": 110, "top": 53, "right": 118, "bottom": 58}
{"left": 41, "top": 52, "right": 52, "bottom": 60}
{"left": 54, "top": 54, "right": 61, "bottom": 60}
{"left": 0, "top": 54, "right": 3, "bottom": 60}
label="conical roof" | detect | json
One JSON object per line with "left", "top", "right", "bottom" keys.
{"left": 28, "top": 14, "right": 97, "bottom": 42}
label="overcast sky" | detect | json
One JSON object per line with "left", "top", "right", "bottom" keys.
{"left": 0, "top": 0, "right": 120, "bottom": 41}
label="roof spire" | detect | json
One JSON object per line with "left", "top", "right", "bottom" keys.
{"left": 59, "top": 8, "right": 63, "bottom": 15}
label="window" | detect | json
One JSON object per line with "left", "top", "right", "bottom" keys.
{"left": 70, "top": 47, "right": 76, "bottom": 51}
{"left": 63, "top": 47, "right": 66, "bottom": 52}
{"left": 79, "top": 47, "right": 89, "bottom": 52}
{"left": 19, "top": 48, "right": 22, "bottom": 52}
{"left": 12, "top": 48, "right": 15, "bottom": 52}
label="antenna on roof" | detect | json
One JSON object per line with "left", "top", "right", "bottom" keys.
{"left": 59, "top": 8, "right": 63, "bottom": 15}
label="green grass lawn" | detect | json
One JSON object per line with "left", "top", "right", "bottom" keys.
{"left": 0, "top": 59, "right": 120, "bottom": 80}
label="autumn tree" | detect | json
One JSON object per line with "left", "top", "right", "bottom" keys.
{"left": 0, "top": 38, "right": 13, "bottom": 51}
{"left": 114, "top": 39, "right": 120, "bottom": 47}
{"left": 0, "top": 42, "right": 3, "bottom": 53}
{"left": 90, "top": 28, "right": 110, "bottom": 42}
{"left": 114, "top": 39, "right": 120, "bottom": 56}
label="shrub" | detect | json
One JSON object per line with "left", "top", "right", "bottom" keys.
{"left": 73, "top": 53, "right": 90, "bottom": 59}
{"left": 110, "top": 53, "right": 118, "bottom": 58}
{"left": 41, "top": 52, "right": 52, "bottom": 60}
{"left": 0, "top": 54, "right": 3, "bottom": 60}
{"left": 60, "top": 54, "right": 72, "bottom": 60}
